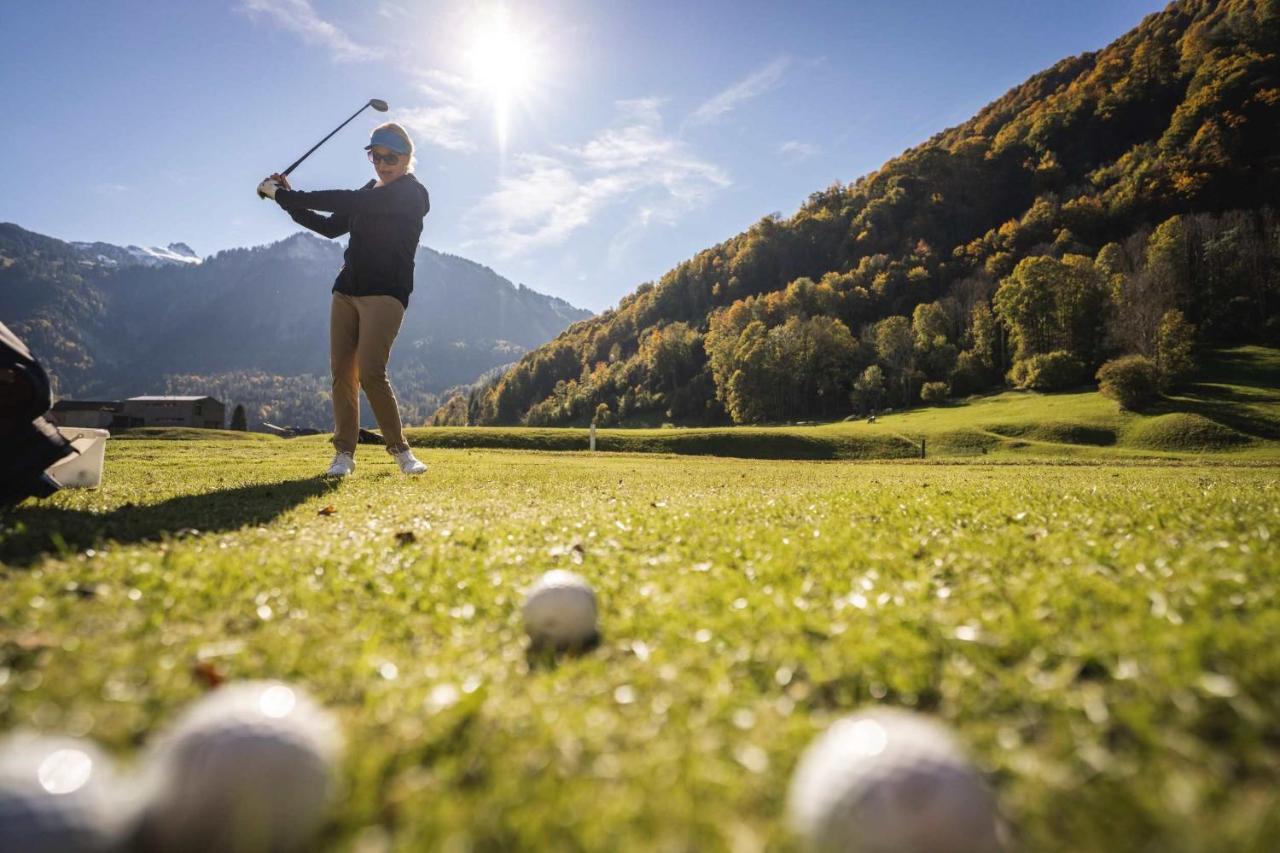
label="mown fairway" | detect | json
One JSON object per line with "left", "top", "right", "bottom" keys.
{"left": 2, "top": 438, "right": 1278, "bottom": 851}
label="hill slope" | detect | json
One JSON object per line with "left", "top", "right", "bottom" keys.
{"left": 461, "top": 0, "right": 1279, "bottom": 427}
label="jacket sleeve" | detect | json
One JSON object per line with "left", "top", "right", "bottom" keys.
{"left": 286, "top": 208, "right": 350, "bottom": 239}
{"left": 274, "top": 178, "right": 426, "bottom": 217}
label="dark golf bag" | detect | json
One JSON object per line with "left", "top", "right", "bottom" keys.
{"left": 0, "top": 321, "right": 73, "bottom": 507}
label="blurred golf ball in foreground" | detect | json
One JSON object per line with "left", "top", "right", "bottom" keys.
{"left": 787, "top": 708, "right": 1002, "bottom": 853}
{"left": 139, "top": 680, "right": 343, "bottom": 853}
{"left": 522, "top": 570, "right": 598, "bottom": 649}
{"left": 0, "top": 732, "right": 135, "bottom": 853}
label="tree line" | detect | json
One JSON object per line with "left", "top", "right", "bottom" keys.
{"left": 161, "top": 371, "right": 446, "bottom": 431}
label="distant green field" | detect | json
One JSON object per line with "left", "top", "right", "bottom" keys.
{"left": 401, "top": 347, "right": 1280, "bottom": 462}
{"left": 2, "top": 438, "right": 1277, "bottom": 850}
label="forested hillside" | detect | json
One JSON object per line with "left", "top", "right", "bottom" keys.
{"left": 0, "top": 226, "right": 590, "bottom": 427}
{"left": 444, "top": 0, "right": 1279, "bottom": 427}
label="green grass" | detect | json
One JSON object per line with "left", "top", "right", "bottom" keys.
{"left": 404, "top": 347, "right": 1280, "bottom": 462}
{"left": 1124, "top": 413, "right": 1252, "bottom": 451}
{"left": 111, "top": 427, "right": 280, "bottom": 443}
{"left": 2, "top": 438, "right": 1278, "bottom": 851}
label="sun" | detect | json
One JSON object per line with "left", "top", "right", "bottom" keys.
{"left": 467, "top": 8, "right": 542, "bottom": 150}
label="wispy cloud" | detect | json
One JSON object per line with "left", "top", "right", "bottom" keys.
{"left": 688, "top": 57, "right": 790, "bottom": 126}
{"left": 237, "top": 3, "right": 473, "bottom": 149}
{"left": 396, "top": 105, "right": 473, "bottom": 152}
{"left": 779, "top": 140, "right": 821, "bottom": 161}
{"left": 376, "top": 2, "right": 409, "bottom": 20}
{"left": 464, "top": 99, "right": 730, "bottom": 257}
{"left": 238, "top": 0, "right": 379, "bottom": 62}
{"left": 415, "top": 69, "right": 473, "bottom": 103}
{"left": 388, "top": 71, "right": 478, "bottom": 152}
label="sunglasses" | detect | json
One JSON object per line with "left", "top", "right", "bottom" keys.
{"left": 367, "top": 151, "right": 402, "bottom": 165}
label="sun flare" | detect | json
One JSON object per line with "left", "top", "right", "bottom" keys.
{"left": 467, "top": 8, "right": 541, "bottom": 150}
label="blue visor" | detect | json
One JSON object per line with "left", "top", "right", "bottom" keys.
{"left": 364, "top": 127, "right": 410, "bottom": 155}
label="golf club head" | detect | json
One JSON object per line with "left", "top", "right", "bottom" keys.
{"left": 369, "top": 99, "right": 389, "bottom": 112}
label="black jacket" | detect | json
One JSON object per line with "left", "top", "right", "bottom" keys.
{"left": 274, "top": 174, "right": 430, "bottom": 308}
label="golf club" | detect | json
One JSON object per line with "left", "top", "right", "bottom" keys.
{"left": 259, "top": 98, "right": 389, "bottom": 198}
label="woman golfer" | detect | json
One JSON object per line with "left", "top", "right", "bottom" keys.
{"left": 257, "top": 123, "right": 429, "bottom": 477}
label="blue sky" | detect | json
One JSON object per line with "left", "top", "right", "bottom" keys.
{"left": 0, "top": 1, "right": 1168, "bottom": 311}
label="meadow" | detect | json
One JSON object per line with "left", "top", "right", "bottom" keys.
{"left": 2, "top": 432, "right": 1277, "bottom": 851}
{"left": 408, "top": 347, "right": 1280, "bottom": 463}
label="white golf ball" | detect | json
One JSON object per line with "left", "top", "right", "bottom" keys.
{"left": 139, "top": 680, "right": 343, "bottom": 853}
{"left": 522, "top": 570, "right": 599, "bottom": 649}
{"left": 0, "top": 732, "right": 136, "bottom": 853}
{"left": 787, "top": 708, "right": 1002, "bottom": 853}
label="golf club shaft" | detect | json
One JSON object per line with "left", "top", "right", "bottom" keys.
{"left": 282, "top": 102, "right": 378, "bottom": 177}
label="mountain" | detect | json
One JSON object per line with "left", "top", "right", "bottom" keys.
{"left": 0, "top": 224, "right": 592, "bottom": 427}
{"left": 453, "top": 0, "right": 1280, "bottom": 427}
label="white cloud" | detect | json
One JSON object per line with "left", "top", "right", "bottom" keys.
{"left": 395, "top": 105, "right": 473, "bottom": 152}
{"left": 238, "top": 0, "right": 379, "bottom": 62}
{"left": 386, "top": 70, "right": 482, "bottom": 152}
{"left": 688, "top": 57, "right": 790, "bottom": 125}
{"left": 779, "top": 140, "right": 820, "bottom": 160}
{"left": 416, "top": 70, "right": 474, "bottom": 103}
{"left": 376, "top": 2, "right": 410, "bottom": 20}
{"left": 237, "top": 3, "right": 476, "bottom": 150}
{"left": 464, "top": 101, "right": 730, "bottom": 258}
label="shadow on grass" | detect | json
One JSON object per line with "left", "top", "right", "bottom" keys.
{"left": 1194, "top": 347, "right": 1280, "bottom": 388}
{"left": 1153, "top": 382, "right": 1280, "bottom": 441}
{"left": 0, "top": 478, "right": 336, "bottom": 567}
{"left": 524, "top": 632, "right": 603, "bottom": 672}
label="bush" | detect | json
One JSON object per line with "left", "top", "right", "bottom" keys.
{"left": 920, "top": 381, "right": 949, "bottom": 404}
{"left": 948, "top": 351, "right": 988, "bottom": 396}
{"left": 593, "top": 402, "right": 613, "bottom": 426}
{"left": 1008, "top": 350, "right": 1086, "bottom": 391}
{"left": 1096, "top": 355, "right": 1161, "bottom": 410}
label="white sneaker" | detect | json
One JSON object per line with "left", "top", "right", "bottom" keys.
{"left": 325, "top": 451, "right": 355, "bottom": 477}
{"left": 393, "top": 449, "right": 427, "bottom": 475}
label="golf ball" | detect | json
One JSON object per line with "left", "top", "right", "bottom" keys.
{"left": 138, "top": 680, "right": 343, "bottom": 853}
{"left": 0, "top": 732, "right": 135, "bottom": 853}
{"left": 787, "top": 708, "right": 1002, "bottom": 853}
{"left": 522, "top": 569, "right": 599, "bottom": 649}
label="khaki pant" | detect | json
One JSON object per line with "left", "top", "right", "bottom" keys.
{"left": 330, "top": 293, "right": 409, "bottom": 455}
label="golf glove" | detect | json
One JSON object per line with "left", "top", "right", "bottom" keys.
{"left": 257, "top": 177, "right": 281, "bottom": 200}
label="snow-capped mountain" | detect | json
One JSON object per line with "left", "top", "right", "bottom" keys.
{"left": 69, "top": 240, "right": 202, "bottom": 268}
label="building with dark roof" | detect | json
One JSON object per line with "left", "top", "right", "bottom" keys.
{"left": 50, "top": 396, "right": 225, "bottom": 430}
{"left": 123, "top": 396, "right": 225, "bottom": 429}
{"left": 49, "top": 400, "right": 139, "bottom": 430}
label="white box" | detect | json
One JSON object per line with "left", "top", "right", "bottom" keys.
{"left": 47, "top": 427, "right": 110, "bottom": 489}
